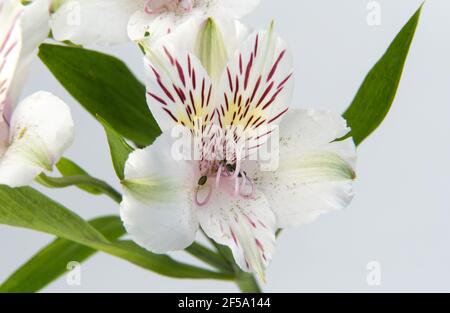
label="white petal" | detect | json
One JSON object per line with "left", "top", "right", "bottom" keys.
{"left": 50, "top": 0, "right": 145, "bottom": 45}
{"left": 9, "top": 0, "right": 51, "bottom": 106}
{"left": 128, "top": 7, "right": 197, "bottom": 43}
{"left": 196, "top": 189, "right": 276, "bottom": 278}
{"left": 215, "top": 25, "right": 294, "bottom": 160}
{"left": 121, "top": 131, "right": 199, "bottom": 253}
{"left": 0, "top": 91, "right": 74, "bottom": 187}
{"left": 21, "top": 0, "right": 50, "bottom": 55}
{"left": 253, "top": 109, "right": 356, "bottom": 228}
{"left": 128, "top": 8, "right": 251, "bottom": 61}
{"left": 215, "top": 0, "right": 260, "bottom": 18}
{"left": 0, "top": 0, "right": 23, "bottom": 118}
{"left": 128, "top": 10, "right": 166, "bottom": 43}
{"left": 149, "top": 17, "right": 251, "bottom": 86}
{"left": 209, "top": 17, "right": 253, "bottom": 82}
{"left": 144, "top": 44, "right": 215, "bottom": 132}
{"left": 218, "top": 25, "right": 294, "bottom": 127}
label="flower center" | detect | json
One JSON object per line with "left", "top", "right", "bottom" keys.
{"left": 144, "top": 0, "right": 194, "bottom": 14}
{"left": 194, "top": 160, "right": 256, "bottom": 206}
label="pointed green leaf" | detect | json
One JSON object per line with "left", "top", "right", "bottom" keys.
{"left": 38, "top": 44, "right": 161, "bottom": 147}
{"left": 0, "top": 186, "right": 233, "bottom": 282}
{"left": 343, "top": 5, "right": 422, "bottom": 146}
{"left": 97, "top": 115, "right": 134, "bottom": 180}
{"left": 0, "top": 216, "right": 234, "bottom": 293}
{"left": 0, "top": 216, "right": 124, "bottom": 293}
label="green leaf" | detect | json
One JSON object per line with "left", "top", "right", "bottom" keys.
{"left": 54, "top": 158, "right": 102, "bottom": 195}
{"left": 0, "top": 186, "right": 108, "bottom": 244}
{"left": 38, "top": 44, "right": 161, "bottom": 147}
{"left": 0, "top": 186, "right": 232, "bottom": 282}
{"left": 97, "top": 115, "right": 134, "bottom": 180}
{"left": 343, "top": 5, "right": 422, "bottom": 146}
{"left": 0, "top": 216, "right": 124, "bottom": 293}
{"left": 1, "top": 215, "right": 234, "bottom": 292}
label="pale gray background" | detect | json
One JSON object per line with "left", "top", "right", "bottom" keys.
{"left": 1, "top": 0, "right": 449, "bottom": 292}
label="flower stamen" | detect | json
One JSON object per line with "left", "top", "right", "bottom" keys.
{"left": 195, "top": 184, "right": 212, "bottom": 206}
{"left": 195, "top": 158, "right": 256, "bottom": 206}
{"left": 215, "top": 164, "right": 223, "bottom": 188}
{"left": 239, "top": 174, "right": 256, "bottom": 199}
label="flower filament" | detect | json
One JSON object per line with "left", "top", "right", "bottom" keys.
{"left": 195, "top": 159, "right": 256, "bottom": 207}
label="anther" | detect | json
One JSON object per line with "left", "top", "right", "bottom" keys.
{"left": 226, "top": 163, "right": 236, "bottom": 173}
{"left": 198, "top": 175, "right": 207, "bottom": 186}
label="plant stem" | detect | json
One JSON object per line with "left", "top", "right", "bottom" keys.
{"left": 37, "top": 173, "right": 122, "bottom": 203}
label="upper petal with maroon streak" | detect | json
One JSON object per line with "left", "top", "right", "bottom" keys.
{"left": 144, "top": 45, "right": 215, "bottom": 133}
{"left": 215, "top": 27, "right": 294, "bottom": 159}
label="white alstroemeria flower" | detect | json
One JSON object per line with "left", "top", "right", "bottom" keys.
{"left": 0, "top": 0, "right": 74, "bottom": 187}
{"left": 120, "top": 25, "right": 356, "bottom": 278}
{"left": 49, "top": 0, "right": 260, "bottom": 45}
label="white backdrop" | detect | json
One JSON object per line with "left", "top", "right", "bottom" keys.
{"left": 1, "top": 0, "right": 449, "bottom": 292}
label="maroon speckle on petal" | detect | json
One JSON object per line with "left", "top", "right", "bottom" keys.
{"left": 230, "top": 227, "right": 239, "bottom": 246}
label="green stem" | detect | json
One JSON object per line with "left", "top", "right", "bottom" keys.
{"left": 37, "top": 173, "right": 122, "bottom": 203}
